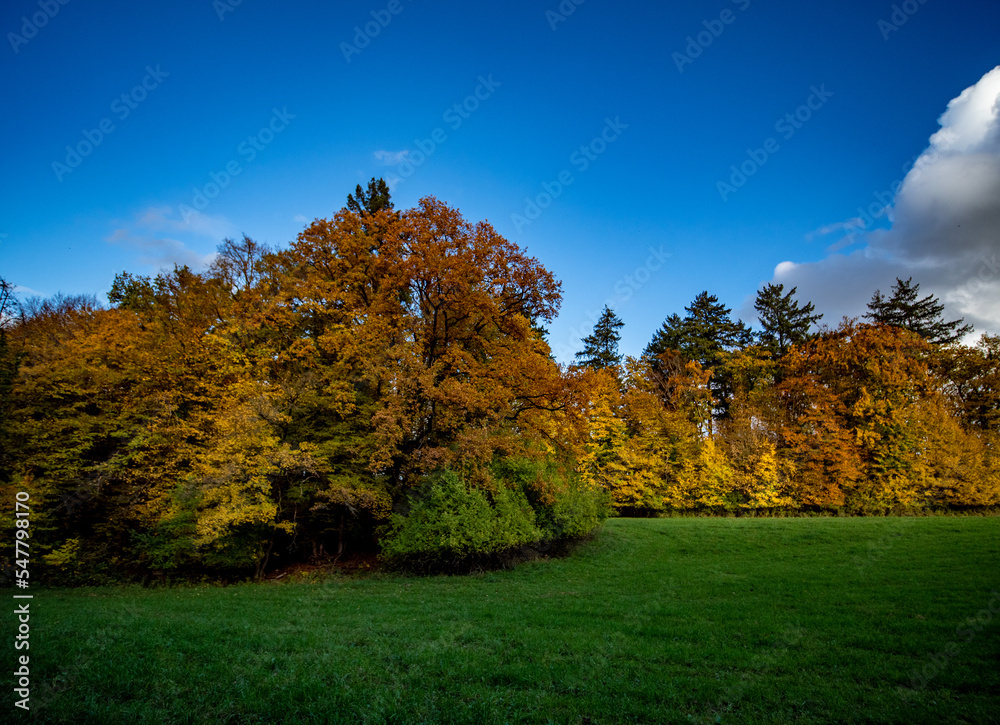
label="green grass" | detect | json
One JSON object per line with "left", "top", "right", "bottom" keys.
{"left": 20, "top": 517, "right": 1000, "bottom": 724}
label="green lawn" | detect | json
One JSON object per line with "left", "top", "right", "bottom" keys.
{"left": 19, "top": 517, "right": 1000, "bottom": 724}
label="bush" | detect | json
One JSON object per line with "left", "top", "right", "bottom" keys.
{"left": 380, "top": 460, "right": 612, "bottom": 574}
{"left": 379, "top": 470, "right": 543, "bottom": 573}
{"left": 551, "top": 480, "right": 610, "bottom": 538}
{"left": 489, "top": 456, "right": 612, "bottom": 540}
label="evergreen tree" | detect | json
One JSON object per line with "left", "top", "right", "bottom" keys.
{"left": 865, "top": 277, "right": 972, "bottom": 345}
{"left": 645, "top": 292, "right": 751, "bottom": 367}
{"left": 645, "top": 291, "right": 752, "bottom": 419}
{"left": 644, "top": 313, "right": 684, "bottom": 358}
{"left": 576, "top": 306, "right": 624, "bottom": 371}
{"left": 754, "top": 283, "right": 823, "bottom": 358}
{"left": 346, "top": 177, "right": 393, "bottom": 215}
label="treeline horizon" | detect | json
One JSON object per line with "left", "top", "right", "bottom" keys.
{"left": 567, "top": 273, "right": 997, "bottom": 518}
{"left": 1, "top": 179, "right": 997, "bottom": 583}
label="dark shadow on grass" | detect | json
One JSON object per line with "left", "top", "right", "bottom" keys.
{"left": 383, "top": 532, "right": 600, "bottom": 577}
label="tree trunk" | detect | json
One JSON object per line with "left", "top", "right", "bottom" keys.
{"left": 334, "top": 512, "right": 346, "bottom": 562}
{"left": 255, "top": 539, "right": 275, "bottom": 580}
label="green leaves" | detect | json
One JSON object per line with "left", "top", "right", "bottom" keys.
{"left": 379, "top": 470, "right": 543, "bottom": 571}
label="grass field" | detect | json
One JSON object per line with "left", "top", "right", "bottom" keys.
{"left": 19, "top": 517, "right": 1000, "bottom": 724}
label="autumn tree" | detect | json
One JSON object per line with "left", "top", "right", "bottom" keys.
{"left": 775, "top": 320, "right": 974, "bottom": 512}
{"left": 716, "top": 346, "right": 795, "bottom": 510}
{"left": 754, "top": 283, "right": 822, "bottom": 358}
{"left": 279, "top": 196, "right": 564, "bottom": 486}
{"left": 575, "top": 305, "right": 624, "bottom": 371}
{"left": 865, "top": 277, "right": 972, "bottom": 344}
{"left": 0, "top": 277, "right": 22, "bottom": 484}
{"left": 614, "top": 356, "right": 730, "bottom": 512}
{"left": 935, "top": 334, "right": 1000, "bottom": 433}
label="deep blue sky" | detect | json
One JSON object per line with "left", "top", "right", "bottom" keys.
{"left": 2, "top": 0, "right": 998, "bottom": 361}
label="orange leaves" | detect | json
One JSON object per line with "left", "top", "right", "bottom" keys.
{"left": 275, "top": 197, "right": 567, "bottom": 486}
{"left": 773, "top": 320, "right": 1000, "bottom": 512}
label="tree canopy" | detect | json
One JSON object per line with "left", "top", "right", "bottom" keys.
{"left": 645, "top": 291, "right": 753, "bottom": 418}
{"left": 346, "top": 177, "right": 394, "bottom": 216}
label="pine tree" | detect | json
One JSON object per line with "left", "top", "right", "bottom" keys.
{"left": 643, "top": 313, "right": 684, "bottom": 358}
{"left": 576, "top": 306, "right": 624, "bottom": 371}
{"left": 645, "top": 292, "right": 751, "bottom": 368}
{"left": 865, "top": 277, "right": 972, "bottom": 344}
{"left": 754, "top": 283, "right": 823, "bottom": 358}
{"left": 346, "top": 177, "right": 393, "bottom": 215}
{"left": 645, "top": 291, "right": 752, "bottom": 420}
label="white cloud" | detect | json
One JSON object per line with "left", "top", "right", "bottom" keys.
{"left": 765, "top": 66, "right": 1000, "bottom": 336}
{"left": 135, "top": 205, "right": 238, "bottom": 241}
{"left": 13, "top": 285, "right": 44, "bottom": 298}
{"left": 806, "top": 217, "right": 865, "bottom": 240}
{"left": 374, "top": 149, "right": 410, "bottom": 165}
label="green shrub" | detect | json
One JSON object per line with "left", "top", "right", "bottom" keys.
{"left": 380, "top": 470, "right": 543, "bottom": 572}
{"left": 381, "top": 461, "right": 612, "bottom": 573}
{"left": 551, "top": 479, "right": 611, "bottom": 538}
{"left": 490, "top": 456, "right": 612, "bottom": 541}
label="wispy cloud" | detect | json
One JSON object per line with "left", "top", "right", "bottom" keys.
{"left": 138, "top": 205, "right": 237, "bottom": 241}
{"left": 806, "top": 217, "right": 866, "bottom": 240}
{"left": 13, "top": 285, "right": 45, "bottom": 298}
{"left": 374, "top": 149, "right": 410, "bottom": 165}
{"left": 105, "top": 205, "right": 236, "bottom": 272}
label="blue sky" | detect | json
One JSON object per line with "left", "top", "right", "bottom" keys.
{"left": 2, "top": 0, "right": 999, "bottom": 362}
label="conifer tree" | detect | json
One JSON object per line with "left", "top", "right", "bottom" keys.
{"left": 754, "top": 283, "right": 823, "bottom": 358}
{"left": 865, "top": 277, "right": 972, "bottom": 345}
{"left": 645, "top": 292, "right": 751, "bottom": 368}
{"left": 346, "top": 177, "right": 393, "bottom": 215}
{"left": 575, "top": 306, "right": 624, "bottom": 371}
{"left": 645, "top": 291, "right": 752, "bottom": 419}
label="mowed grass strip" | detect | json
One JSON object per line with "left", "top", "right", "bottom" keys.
{"left": 25, "top": 517, "right": 1000, "bottom": 724}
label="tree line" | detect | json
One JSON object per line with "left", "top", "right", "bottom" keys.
{"left": 0, "top": 180, "right": 997, "bottom": 581}
{"left": 573, "top": 277, "right": 997, "bottom": 515}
